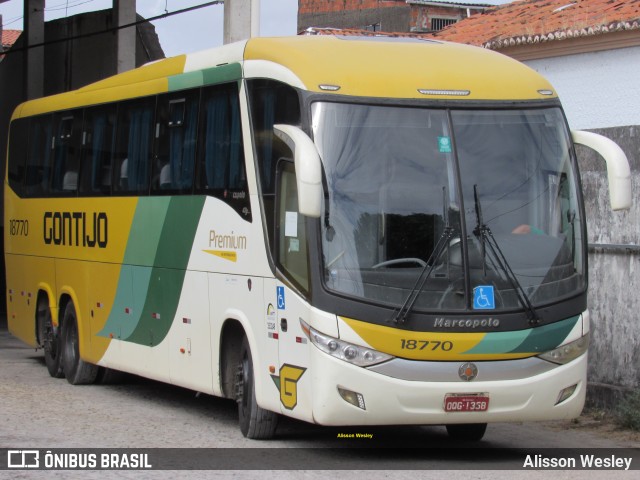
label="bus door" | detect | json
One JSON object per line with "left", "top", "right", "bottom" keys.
{"left": 272, "top": 160, "right": 313, "bottom": 421}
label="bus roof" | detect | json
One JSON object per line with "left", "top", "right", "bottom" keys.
{"left": 243, "top": 36, "right": 556, "bottom": 101}
{"left": 14, "top": 35, "right": 556, "bottom": 118}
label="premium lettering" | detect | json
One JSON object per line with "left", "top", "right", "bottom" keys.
{"left": 209, "top": 230, "right": 247, "bottom": 250}
{"left": 43, "top": 211, "right": 108, "bottom": 248}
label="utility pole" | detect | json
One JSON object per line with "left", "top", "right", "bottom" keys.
{"left": 114, "top": 0, "right": 136, "bottom": 73}
{"left": 223, "top": 0, "right": 260, "bottom": 45}
{"left": 24, "top": 0, "right": 44, "bottom": 99}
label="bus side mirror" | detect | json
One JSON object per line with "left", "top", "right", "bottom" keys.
{"left": 572, "top": 130, "right": 632, "bottom": 211}
{"left": 274, "top": 124, "right": 323, "bottom": 218}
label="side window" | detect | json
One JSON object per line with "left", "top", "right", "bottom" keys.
{"left": 79, "top": 105, "right": 117, "bottom": 195}
{"left": 24, "top": 115, "right": 53, "bottom": 197}
{"left": 277, "top": 161, "right": 309, "bottom": 293}
{"left": 197, "top": 83, "right": 249, "bottom": 219}
{"left": 51, "top": 111, "right": 82, "bottom": 195}
{"left": 152, "top": 91, "right": 199, "bottom": 194}
{"left": 113, "top": 98, "right": 155, "bottom": 194}
{"left": 7, "top": 119, "right": 28, "bottom": 196}
{"left": 248, "top": 79, "right": 301, "bottom": 195}
{"left": 247, "top": 79, "right": 301, "bottom": 252}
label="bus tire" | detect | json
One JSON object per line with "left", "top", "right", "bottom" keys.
{"left": 37, "top": 296, "right": 64, "bottom": 378}
{"left": 236, "top": 335, "right": 278, "bottom": 439}
{"left": 445, "top": 423, "right": 487, "bottom": 441}
{"left": 61, "top": 301, "right": 99, "bottom": 385}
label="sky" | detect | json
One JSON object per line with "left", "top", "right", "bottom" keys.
{"left": 0, "top": 0, "right": 299, "bottom": 57}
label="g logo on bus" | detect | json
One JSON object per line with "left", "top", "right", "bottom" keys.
{"left": 271, "top": 364, "right": 306, "bottom": 410}
{"left": 459, "top": 362, "right": 478, "bottom": 381}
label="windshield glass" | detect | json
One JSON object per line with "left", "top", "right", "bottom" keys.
{"left": 453, "top": 108, "right": 584, "bottom": 310}
{"left": 312, "top": 102, "right": 584, "bottom": 313}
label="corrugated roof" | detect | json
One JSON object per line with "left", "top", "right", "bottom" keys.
{"left": 432, "top": 0, "right": 640, "bottom": 49}
{"left": 2, "top": 29, "right": 21, "bottom": 49}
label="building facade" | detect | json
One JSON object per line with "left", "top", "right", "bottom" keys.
{"left": 298, "top": 0, "right": 491, "bottom": 33}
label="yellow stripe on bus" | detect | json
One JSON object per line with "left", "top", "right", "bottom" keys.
{"left": 340, "top": 316, "right": 534, "bottom": 361}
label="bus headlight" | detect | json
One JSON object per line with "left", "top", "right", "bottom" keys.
{"left": 300, "top": 319, "right": 393, "bottom": 367}
{"left": 538, "top": 332, "right": 590, "bottom": 365}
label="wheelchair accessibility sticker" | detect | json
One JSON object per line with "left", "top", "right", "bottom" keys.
{"left": 277, "top": 286, "right": 286, "bottom": 310}
{"left": 473, "top": 286, "right": 495, "bottom": 310}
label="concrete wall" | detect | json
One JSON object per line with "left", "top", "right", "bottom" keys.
{"left": 525, "top": 46, "right": 640, "bottom": 131}
{"left": 523, "top": 48, "right": 640, "bottom": 402}
{"left": 575, "top": 127, "right": 639, "bottom": 406}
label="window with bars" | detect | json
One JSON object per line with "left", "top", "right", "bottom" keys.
{"left": 431, "top": 17, "right": 457, "bottom": 31}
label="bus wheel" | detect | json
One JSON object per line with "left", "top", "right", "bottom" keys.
{"left": 61, "top": 302, "right": 99, "bottom": 385}
{"left": 236, "top": 335, "right": 278, "bottom": 439}
{"left": 445, "top": 423, "right": 487, "bottom": 441}
{"left": 37, "top": 297, "right": 64, "bottom": 378}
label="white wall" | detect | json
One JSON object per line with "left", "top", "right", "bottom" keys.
{"left": 525, "top": 45, "right": 640, "bottom": 130}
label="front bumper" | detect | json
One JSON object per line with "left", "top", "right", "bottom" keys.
{"left": 309, "top": 346, "right": 586, "bottom": 426}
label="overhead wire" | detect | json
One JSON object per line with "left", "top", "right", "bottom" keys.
{"left": 1, "top": 0, "right": 223, "bottom": 53}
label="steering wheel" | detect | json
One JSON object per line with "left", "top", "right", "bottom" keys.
{"left": 372, "top": 258, "right": 427, "bottom": 269}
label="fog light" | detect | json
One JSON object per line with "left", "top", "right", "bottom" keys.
{"left": 337, "top": 386, "right": 366, "bottom": 410}
{"left": 555, "top": 384, "right": 578, "bottom": 405}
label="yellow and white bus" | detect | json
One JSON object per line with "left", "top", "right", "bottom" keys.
{"left": 4, "top": 36, "right": 631, "bottom": 440}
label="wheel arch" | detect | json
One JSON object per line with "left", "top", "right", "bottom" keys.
{"left": 57, "top": 287, "right": 90, "bottom": 362}
{"left": 36, "top": 284, "right": 57, "bottom": 322}
{"left": 218, "top": 310, "right": 266, "bottom": 401}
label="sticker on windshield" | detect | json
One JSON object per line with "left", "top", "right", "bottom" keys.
{"left": 473, "top": 286, "right": 495, "bottom": 310}
{"left": 438, "top": 136, "right": 452, "bottom": 153}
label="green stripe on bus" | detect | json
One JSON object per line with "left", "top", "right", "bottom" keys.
{"left": 202, "top": 64, "right": 242, "bottom": 86}
{"left": 168, "top": 63, "right": 242, "bottom": 92}
{"left": 124, "top": 196, "right": 206, "bottom": 346}
{"left": 464, "top": 315, "right": 580, "bottom": 355}
{"left": 508, "top": 315, "right": 580, "bottom": 354}
{"left": 168, "top": 71, "right": 204, "bottom": 91}
{"left": 124, "top": 197, "right": 171, "bottom": 264}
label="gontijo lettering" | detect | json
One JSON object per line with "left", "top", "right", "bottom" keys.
{"left": 43, "top": 211, "right": 108, "bottom": 248}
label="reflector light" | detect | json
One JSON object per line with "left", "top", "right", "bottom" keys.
{"left": 418, "top": 88, "right": 470, "bottom": 96}
{"left": 338, "top": 386, "right": 366, "bottom": 410}
{"left": 538, "top": 89, "right": 554, "bottom": 96}
{"left": 555, "top": 384, "right": 578, "bottom": 405}
{"left": 319, "top": 84, "right": 341, "bottom": 91}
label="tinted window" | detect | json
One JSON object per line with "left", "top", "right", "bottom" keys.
{"left": 79, "top": 105, "right": 117, "bottom": 195}
{"left": 113, "top": 98, "right": 155, "bottom": 194}
{"left": 7, "top": 119, "right": 28, "bottom": 196}
{"left": 24, "top": 115, "right": 53, "bottom": 196}
{"left": 51, "top": 111, "right": 83, "bottom": 195}
{"left": 152, "top": 91, "right": 199, "bottom": 194}
{"left": 197, "top": 83, "right": 249, "bottom": 219}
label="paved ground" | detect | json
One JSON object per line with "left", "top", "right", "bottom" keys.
{"left": 0, "top": 315, "right": 637, "bottom": 479}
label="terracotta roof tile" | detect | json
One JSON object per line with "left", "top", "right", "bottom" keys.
{"left": 2, "top": 29, "right": 21, "bottom": 49}
{"left": 432, "top": 0, "right": 640, "bottom": 48}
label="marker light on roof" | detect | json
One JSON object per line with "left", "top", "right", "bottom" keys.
{"left": 319, "top": 84, "right": 341, "bottom": 91}
{"left": 538, "top": 89, "right": 555, "bottom": 96}
{"left": 418, "top": 89, "right": 470, "bottom": 96}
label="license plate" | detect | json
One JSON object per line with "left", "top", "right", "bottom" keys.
{"left": 444, "top": 393, "right": 490, "bottom": 412}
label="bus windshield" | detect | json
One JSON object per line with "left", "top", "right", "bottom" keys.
{"left": 312, "top": 102, "right": 584, "bottom": 313}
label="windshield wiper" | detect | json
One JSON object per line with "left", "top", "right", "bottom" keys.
{"left": 472, "top": 185, "right": 539, "bottom": 325}
{"left": 391, "top": 187, "right": 454, "bottom": 325}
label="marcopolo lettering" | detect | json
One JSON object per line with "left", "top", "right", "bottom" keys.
{"left": 434, "top": 317, "right": 500, "bottom": 328}
{"left": 43, "top": 211, "right": 108, "bottom": 248}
